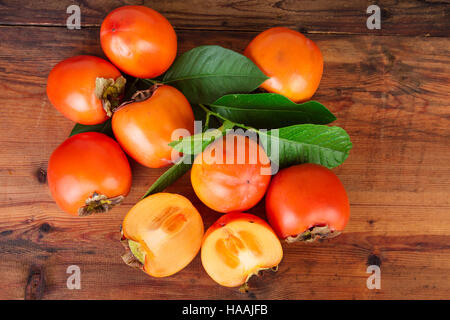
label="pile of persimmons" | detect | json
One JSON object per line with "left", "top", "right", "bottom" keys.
{"left": 46, "top": 6, "right": 351, "bottom": 290}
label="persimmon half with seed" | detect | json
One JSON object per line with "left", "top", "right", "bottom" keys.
{"left": 201, "top": 213, "right": 283, "bottom": 288}
{"left": 47, "top": 132, "right": 132, "bottom": 216}
{"left": 112, "top": 85, "right": 194, "bottom": 168}
{"left": 121, "top": 193, "right": 204, "bottom": 277}
{"left": 244, "top": 27, "right": 323, "bottom": 102}
{"left": 191, "top": 134, "right": 271, "bottom": 213}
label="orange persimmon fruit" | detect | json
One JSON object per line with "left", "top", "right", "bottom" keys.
{"left": 244, "top": 27, "right": 323, "bottom": 102}
{"left": 47, "top": 132, "right": 132, "bottom": 216}
{"left": 191, "top": 134, "right": 271, "bottom": 213}
{"left": 47, "top": 55, "right": 125, "bottom": 125}
{"left": 100, "top": 5, "right": 177, "bottom": 78}
{"left": 112, "top": 85, "right": 194, "bottom": 168}
{"left": 266, "top": 163, "right": 350, "bottom": 242}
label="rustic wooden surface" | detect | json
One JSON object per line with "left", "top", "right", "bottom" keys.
{"left": 0, "top": 0, "right": 449, "bottom": 300}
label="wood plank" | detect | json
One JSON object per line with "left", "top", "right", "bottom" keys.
{"left": 0, "top": 0, "right": 449, "bottom": 36}
{"left": 0, "top": 26, "right": 449, "bottom": 299}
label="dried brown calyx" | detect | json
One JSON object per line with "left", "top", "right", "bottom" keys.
{"left": 239, "top": 266, "right": 279, "bottom": 293}
{"left": 77, "top": 192, "right": 124, "bottom": 216}
{"left": 120, "top": 227, "right": 145, "bottom": 272}
{"left": 285, "top": 225, "right": 341, "bottom": 243}
{"left": 112, "top": 84, "right": 161, "bottom": 113}
{"left": 95, "top": 76, "right": 127, "bottom": 116}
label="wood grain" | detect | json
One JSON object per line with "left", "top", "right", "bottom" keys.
{"left": 0, "top": 1, "right": 449, "bottom": 300}
{"left": 0, "top": 0, "right": 449, "bottom": 36}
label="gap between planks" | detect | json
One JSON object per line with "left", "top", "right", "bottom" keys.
{"left": 0, "top": 23, "right": 443, "bottom": 37}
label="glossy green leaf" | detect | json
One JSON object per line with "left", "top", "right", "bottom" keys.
{"left": 169, "top": 119, "right": 235, "bottom": 155}
{"left": 169, "top": 129, "right": 224, "bottom": 155}
{"left": 69, "top": 119, "right": 113, "bottom": 138}
{"left": 259, "top": 124, "right": 352, "bottom": 169}
{"left": 141, "top": 155, "right": 194, "bottom": 199}
{"left": 163, "top": 45, "right": 268, "bottom": 104}
{"left": 209, "top": 93, "right": 336, "bottom": 129}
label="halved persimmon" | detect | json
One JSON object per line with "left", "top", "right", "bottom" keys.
{"left": 201, "top": 213, "right": 283, "bottom": 288}
{"left": 121, "top": 193, "right": 204, "bottom": 277}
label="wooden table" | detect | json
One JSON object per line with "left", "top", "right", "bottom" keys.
{"left": 0, "top": 0, "right": 449, "bottom": 300}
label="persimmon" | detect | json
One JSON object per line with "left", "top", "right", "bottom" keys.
{"left": 112, "top": 85, "right": 194, "bottom": 168}
{"left": 201, "top": 213, "right": 283, "bottom": 288}
{"left": 244, "top": 27, "right": 323, "bottom": 102}
{"left": 100, "top": 5, "right": 177, "bottom": 78}
{"left": 265, "top": 163, "right": 350, "bottom": 242}
{"left": 191, "top": 134, "right": 271, "bottom": 213}
{"left": 47, "top": 132, "right": 132, "bottom": 216}
{"left": 47, "top": 55, "right": 125, "bottom": 125}
{"left": 121, "top": 193, "right": 204, "bottom": 277}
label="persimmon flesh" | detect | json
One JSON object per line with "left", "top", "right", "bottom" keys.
{"left": 201, "top": 213, "right": 283, "bottom": 288}
{"left": 122, "top": 193, "right": 204, "bottom": 277}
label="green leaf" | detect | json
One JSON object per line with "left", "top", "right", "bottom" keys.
{"left": 169, "top": 129, "right": 224, "bottom": 155}
{"left": 210, "top": 93, "right": 336, "bottom": 129}
{"left": 163, "top": 45, "right": 268, "bottom": 104}
{"left": 259, "top": 124, "right": 352, "bottom": 169}
{"left": 141, "top": 155, "right": 194, "bottom": 199}
{"left": 169, "top": 119, "right": 235, "bottom": 155}
{"left": 69, "top": 119, "right": 114, "bottom": 138}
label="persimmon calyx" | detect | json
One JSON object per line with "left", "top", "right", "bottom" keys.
{"left": 120, "top": 229, "right": 146, "bottom": 271}
{"left": 128, "top": 240, "right": 146, "bottom": 264}
{"left": 285, "top": 225, "right": 341, "bottom": 243}
{"left": 78, "top": 192, "right": 124, "bottom": 216}
{"left": 239, "top": 266, "right": 279, "bottom": 293}
{"left": 95, "top": 76, "right": 126, "bottom": 117}
{"left": 112, "top": 84, "right": 161, "bottom": 113}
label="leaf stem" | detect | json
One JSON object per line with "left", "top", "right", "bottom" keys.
{"left": 204, "top": 112, "right": 211, "bottom": 131}
{"left": 198, "top": 104, "right": 254, "bottom": 132}
{"left": 140, "top": 78, "right": 161, "bottom": 86}
{"left": 198, "top": 103, "right": 212, "bottom": 115}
